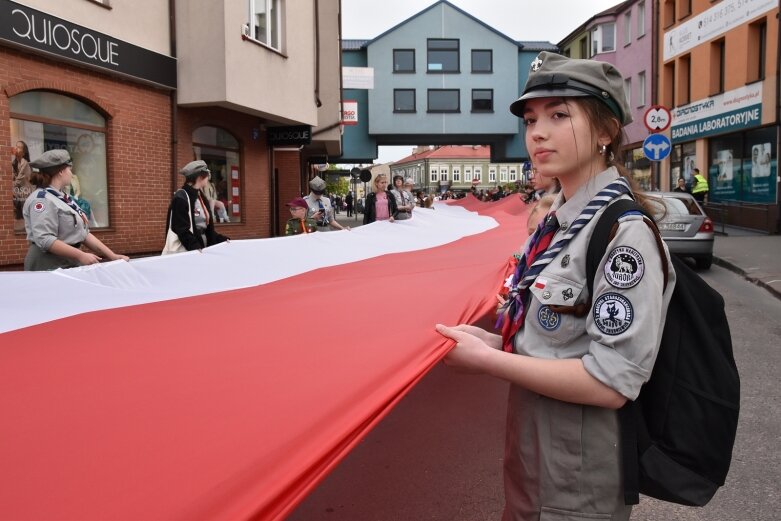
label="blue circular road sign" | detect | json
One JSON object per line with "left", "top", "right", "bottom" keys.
{"left": 642, "top": 134, "right": 672, "bottom": 162}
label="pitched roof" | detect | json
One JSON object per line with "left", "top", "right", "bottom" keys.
{"left": 393, "top": 145, "right": 491, "bottom": 166}
{"left": 342, "top": 39, "right": 369, "bottom": 51}
{"left": 518, "top": 41, "right": 559, "bottom": 52}
{"left": 557, "top": 0, "right": 632, "bottom": 47}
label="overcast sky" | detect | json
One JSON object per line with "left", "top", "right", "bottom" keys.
{"left": 340, "top": 0, "right": 622, "bottom": 164}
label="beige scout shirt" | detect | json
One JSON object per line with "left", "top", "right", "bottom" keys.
{"left": 23, "top": 188, "right": 89, "bottom": 251}
{"left": 503, "top": 167, "right": 676, "bottom": 521}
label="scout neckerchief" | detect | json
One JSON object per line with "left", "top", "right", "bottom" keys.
{"left": 497, "top": 176, "right": 632, "bottom": 352}
{"left": 46, "top": 188, "right": 88, "bottom": 226}
{"left": 299, "top": 218, "right": 310, "bottom": 234}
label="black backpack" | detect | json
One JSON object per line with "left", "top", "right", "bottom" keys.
{"left": 586, "top": 199, "right": 740, "bottom": 507}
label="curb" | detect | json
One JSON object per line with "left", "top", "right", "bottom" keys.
{"left": 713, "top": 256, "right": 781, "bottom": 301}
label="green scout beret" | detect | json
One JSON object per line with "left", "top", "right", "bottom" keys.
{"left": 180, "top": 160, "right": 211, "bottom": 178}
{"left": 29, "top": 149, "right": 72, "bottom": 170}
{"left": 510, "top": 51, "right": 632, "bottom": 125}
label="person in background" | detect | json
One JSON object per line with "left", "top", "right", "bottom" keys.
{"left": 22, "top": 149, "right": 128, "bottom": 271}
{"left": 673, "top": 178, "right": 690, "bottom": 194}
{"left": 390, "top": 175, "right": 414, "bottom": 220}
{"left": 691, "top": 168, "right": 709, "bottom": 203}
{"left": 304, "top": 176, "right": 350, "bottom": 231}
{"left": 12, "top": 140, "right": 32, "bottom": 220}
{"left": 363, "top": 173, "right": 398, "bottom": 224}
{"left": 284, "top": 196, "right": 318, "bottom": 235}
{"left": 403, "top": 178, "right": 416, "bottom": 214}
{"left": 345, "top": 191, "right": 354, "bottom": 217}
{"left": 436, "top": 51, "right": 676, "bottom": 521}
{"left": 166, "top": 160, "right": 229, "bottom": 251}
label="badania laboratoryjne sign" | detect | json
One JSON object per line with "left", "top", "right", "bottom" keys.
{"left": 670, "top": 83, "right": 763, "bottom": 143}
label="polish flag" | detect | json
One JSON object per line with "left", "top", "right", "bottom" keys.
{"left": 0, "top": 195, "right": 529, "bottom": 520}
{"left": 534, "top": 277, "right": 548, "bottom": 289}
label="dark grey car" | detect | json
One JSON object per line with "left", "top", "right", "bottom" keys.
{"left": 647, "top": 192, "right": 715, "bottom": 269}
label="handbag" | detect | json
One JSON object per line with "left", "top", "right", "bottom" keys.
{"left": 162, "top": 190, "right": 192, "bottom": 255}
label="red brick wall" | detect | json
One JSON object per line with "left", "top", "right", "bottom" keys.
{"left": 0, "top": 47, "right": 171, "bottom": 268}
{"left": 275, "top": 150, "right": 304, "bottom": 235}
{"left": 176, "top": 107, "right": 272, "bottom": 241}
{"left": 0, "top": 47, "right": 280, "bottom": 268}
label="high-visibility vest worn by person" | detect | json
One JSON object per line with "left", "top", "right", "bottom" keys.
{"left": 692, "top": 173, "right": 709, "bottom": 195}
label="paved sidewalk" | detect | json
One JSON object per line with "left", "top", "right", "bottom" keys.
{"left": 713, "top": 226, "right": 781, "bottom": 300}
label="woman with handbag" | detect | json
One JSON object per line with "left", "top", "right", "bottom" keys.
{"left": 164, "top": 160, "right": 229, "bottom": 254}
{"left": 22, "top": 149, "right": 128, "bottom": 271}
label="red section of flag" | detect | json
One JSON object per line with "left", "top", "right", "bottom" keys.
{"left": 0, "top": 195, "right": 528, "bottom": 520}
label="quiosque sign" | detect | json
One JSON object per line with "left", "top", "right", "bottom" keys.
{"left": 0, "top": 0, "right": 176, "bottom": 89}
{"left": 268, "top": 125, "right": 312, "bottom": 146}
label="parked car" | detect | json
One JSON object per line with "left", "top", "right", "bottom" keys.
{"left": 646, "top": 192, "right": 715, "bottom": 269}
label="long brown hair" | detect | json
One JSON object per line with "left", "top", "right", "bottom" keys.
{"left": 575, "top": 97, "right": 664, "bottom": 219}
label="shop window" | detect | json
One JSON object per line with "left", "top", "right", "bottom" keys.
{"left": 393, "top": 49, "right": 415, "bottom": 73}
{"left": 10, "top": 91, "right": 109, "bottom": 232}
{"left": 192, "top": 126, "right": 242, "bottom": 223}
{"left": 394, "top": 89, "right": 416, "bottom": 113}
{"left": 248, "top": 0, "right": 282, "bottom": 50}
{"left": 427, "top": 39, "right": 459, "bottom": 73}
{"left": 471, "top": 50, "right": 492, "bottom": 73}
{"left": 710, "top": 127, "right": 778, "bottom": 204}
{"left": 669, "top": 141, "right": 696, "bottom": 189}
{"left": 427, "top": 89, "right": 459, "bottom": 113}
{"left": 471, "top": 89, "right": 493, "bottom": 112}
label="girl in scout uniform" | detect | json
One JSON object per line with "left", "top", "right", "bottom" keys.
{"left": 22, "top": 150, "right": 128, "bottom": 271}
{"left": 436, "top": 52, "right": 676, "bottom": 521}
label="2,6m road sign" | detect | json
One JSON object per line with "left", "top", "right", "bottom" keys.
{"left": 643, "top": 134, "right": 672, "bottom": 161}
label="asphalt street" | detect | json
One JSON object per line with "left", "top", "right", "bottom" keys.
{"left": 289, "top": 264, "right": 781, "bottom": 521}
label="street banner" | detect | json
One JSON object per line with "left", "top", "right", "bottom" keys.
{"left": 0, "top": 196, "right": 528, "bottom": 520}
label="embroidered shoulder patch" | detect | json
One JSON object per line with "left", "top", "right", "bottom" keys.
{"left": 593, "top": 293, "right": 634, "bottom": 336}
{"left": 537, "top": 305, "right": 561, "bottom": 331}
{"left": 604, "top": 246, "right": 644, "bottom": 288}
{"left": 33, "top": 201, "right": 46, "bottom": 213}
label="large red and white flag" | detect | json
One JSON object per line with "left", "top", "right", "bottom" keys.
{"left": 0, "top": 196, "right": 529, "bottom": 520}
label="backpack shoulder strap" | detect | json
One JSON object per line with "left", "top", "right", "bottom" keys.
{"left": 586, "top": 199, "right": 645, "bottom": 294}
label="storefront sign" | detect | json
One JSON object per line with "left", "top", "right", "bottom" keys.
{"left": 664, "top": 0, "right": 777, "bottom": 61}
{"left": 0, "top": 0, "right": 176, "bottom": 89}
{"left": 671, "top": 83, "right": 763, "bottom": 143}
{"left": 342, "top": 67, "right": 374, "bottom": 89}
{"left": 342, "top": 100, "right": 358, "bottom": 126}
{"left": 267, "top": 125, "right": 312, "bottom": 146}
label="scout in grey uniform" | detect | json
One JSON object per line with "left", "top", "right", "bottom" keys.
{"left": 303, "top": 176, "right": 350, "bottom": 231}
{"left": 22, "top": 149, "right": 128, "bottom": 271}
{"left": 436, "top": 52, "right": 676, "bottom": 521}
{"left": 390, "top": 175, "right": 414, "bottom": 220}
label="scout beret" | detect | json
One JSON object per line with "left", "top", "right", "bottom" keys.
{"left": 510, "top": 51, "right": 632, "bottom": 125}
{"left": 180, "top": 160, "right": 210, "bottom": 177}
{"left": 29, "top": 149, "right": 72, "bottom": 170}
{"left": 309, "top": 176, "right": 327, "bottom": 192}
{"left": 286, "top": 196, "right": 309, "bottom": 208}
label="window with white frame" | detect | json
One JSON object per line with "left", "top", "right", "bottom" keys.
{"left": 440, "top": 165, "right": 449, "bottom": 182}
{"left": 592, "top": 23, "right": 615, "bottom": 55}
{"left": 509, "top": 167, "right": 517, "bottom": 181}
{"left": 624, "top": 12, "right": 632, "bottom": 45}
{"left": 474, "top": 166, "right": 482, "bottom": 182}
{"left": 452, "top": 166, "right": 461, "bottom": 182}
{"left": 637, "top": 71, "right": 646, "bottom": 107}
{"left": 499, "top": 166, "right": 508, "bottom": 182}
{"left": 637, "top": 2, "right": 646, "bottom": 37}
{"left": 489, "top": 166, "right": 497, "bottom": 183}
{"left": 624, "top": 77, "right": 632, "bottom": 107}
{"left": 248, "top": 0, "right": 282, "bottom": 50}
{"left": 430, "top": 167, "right": 438, "bottom": 182}
{"left": 464, "top": 165, "right": 472, "bottom": 182}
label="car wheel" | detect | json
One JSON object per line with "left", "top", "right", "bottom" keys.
{"left": 695, "top": 254, "right": 713, "bottom": 270}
